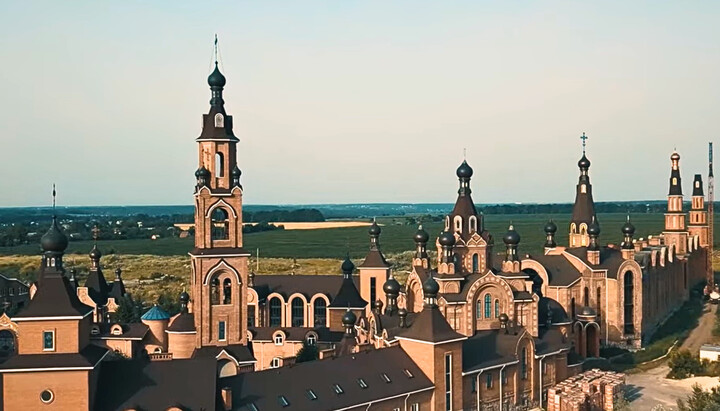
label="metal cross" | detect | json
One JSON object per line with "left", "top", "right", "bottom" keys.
{"left": 92, "top": 224, "right": 100, "bottom": 242}
{"left": 580, "top": 132, "right": 588, "bottom": 154}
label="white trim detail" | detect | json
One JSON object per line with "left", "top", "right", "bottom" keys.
{"left": 205, "top": 199, "right": 237, "bottom": 218}
{"left": 333, "top": 386, "right": 435, "bottom": 411}
{"left": 203, "top": 260, "right": 242, "bottom": 285}
{"left": 395, "top": 336, "right": 468, "bottom": 346}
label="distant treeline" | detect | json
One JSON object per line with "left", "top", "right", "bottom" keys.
{"left": 242, "top": 209, "right": 325, "bottom": 223}
{"left": 476, "top": 201, "right": 674, "bottom": 215}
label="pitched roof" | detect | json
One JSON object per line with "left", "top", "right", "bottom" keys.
{"left": 565, "top": 247, "right": 626, "bottom": 279}
{"left": 328, "top": 277, "right": 368, "bottom": 309}
{"left": 91, "top": 322, "right": 149, "bottom": 340}
{"left": 462, "top": 330, "right": 521, "bottom": 373}
{"left": 358, "top": 249, "right": 390, "bottom": 268}
{"left": 252, "top": 275, "right": 355, "bottom": 302}
{"left": 538, "top": 297, "right": 570, "bottom": 325}
{"left": 223, "top": 346, "right": 433, "bottom": 411}
{"left": 13, "top": 273, "right": 93, "bottom": 319}
{"left": 193, "top": 343, "right": 256, "bottom": 364}
{"left": 397, "top": 306, "right": 464, "bottom": 344}
{"left": 530, "top": 254, "right": 581, "bottom": 287}
{"left": 85, "top": 267, "right": 110, "bottom": 306}
{"left": 0, "top": 343, "right": 108, "bottom": 372}
{"left": 248, "top": 327, "right": 343, "bottom": 343}
{"left": 94, "top": 358, "right": 217, "bottom": 411}
{"left": 108, "top": 279, "right": 125, "bottom": 301}
{"left": 141, "top": 305, "right": 171, "bottom": 321}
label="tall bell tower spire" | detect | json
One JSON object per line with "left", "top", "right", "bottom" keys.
{"left": 189, "top": 37, "right": 250, "bottom": 354}
{"left": 663, "top": 151, "right": 688, "bottom": 254}
{"left": 569, "top": 132, "right": 597, "bottom": 247}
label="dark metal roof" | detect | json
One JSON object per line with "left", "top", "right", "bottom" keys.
{"left": 565, "top": 247, "right": 626, "bottom": 279}
{"left": 0, "top": 343, "right": 108, "bottom": 371}
{"left": 373, "top": 311, "right": 419, "bottom": 340}
{"left": 693, "top": 174, "right": 705, "bottom": 197}
{"left": 462, "top": 330, "right": 522, "bottom": 373}
{"left": 570, "top": 180, "right": 596, "bottom": 226}
{"left": 529, "top": 254, "right": 581, "bottom": 287}
{"left": 223, "top": 346, "right": 433, "bottom": 411}
{"left": 538, "top": 297, "right": 570, "bottom": 324}
{"left": 397, "top": 305, "right": 464, "bottom": 343}
{"left": 358, "top": 249, "right": 390, "bottom": 268}
{"left": 108, "top": 278, "right": 125, "bottom": 301}
{"left": 248, "top": 327, "right": 343, "bottom": 343}
{"left": 94, "top": 358, "right": 217, "bottom": 411}
{"left": 535, "top": 328, "right": 571, "bottom": 355}
{"left": 193, "top": 343, "right": 256, "bottom": 364}
{"left": 329, "top": 277, "right": 368, "bottom": 309}
{"left": 85, "top": 267, "right": 110, "bottom": 306}
{"left": 669, "top": 168, "right": 683, "bottom": 196}
{"left": 167, "top": 312, "right": 196, "bottom": 333}
{"left": 252, "top": 274, "right": 354, "bottom": 302}
{"left": 91, "top": 322, "right": 149, "bottom": 340}
{"left": 197, "top": 110, "right": 239, "bottom": 142}
{"left": 14, "top": 273, "right": 93, "bottom": 318}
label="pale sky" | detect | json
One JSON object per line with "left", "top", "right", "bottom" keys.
{"left": 0, "top": 1, "right": 716, "bottom": 207}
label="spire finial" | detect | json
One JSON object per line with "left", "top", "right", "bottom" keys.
{"left": 214, "top": 33, "right": 218, "bottom": 65}
{"left": 463, "top": 147, "right": 467, "bottom": 160}
{"left": 52, "top": 184, "right": 56, "bottom": 214}
{"left": 92, "top": 223, "right": 99, "bottom": 243}
{"left": 580, "top": 132, "right": 588, "bottom": 155}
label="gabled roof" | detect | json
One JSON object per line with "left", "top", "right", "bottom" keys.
{"left": 529, "top": 254, "right": 581, "bottom": 287}
{"left": 565, "top": 247, "right": 626, "bottom": 279}
{"left": 167, "top": 312, "right": 196, "bottom": 333}
{"left": 108, "top": 279, "right": 125, "bottom": 301}
{"left": 85, "top": 268, "right": 110, "bottom": 306}
{"left": 0, "top": 343, "right": 108, "bottom": 372}
{"left": 91, "top": 322, "right": 149, "bottom": 340}
{"left": 397, "top": 306, "right": 464, "bottom": 344}
{"left": 141, "top": 305, "right": 171, "bottom": 321}
{"left": 462, "top": 330, "right": 521, "bottom": 373}
{"left": 358, "top": 249, "right": 390, "bottom": 268}
{"left": 14, "top": 274, "right": 93, "bottom": 319}
{"left": 193, "top": 343, "right": 256, "bottom": 364}
{"left": 329, "top": 277, "right": 368, "bottom": 309}
{"left": 252, "top": 274, "right": 355, "bottom": 302}
{"left": 223, "top": 346, "right": 433, "bottom": 411}
{"left": 94, "top": 358, "right": 217, "bottom": 411}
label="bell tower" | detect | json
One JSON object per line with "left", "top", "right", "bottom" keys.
{"left": 688, "top": 174, "right": 709, "bottom": 247}
{"left": 663, "top": 151, "right": 688, "bottom": 255}
{"left": 569, "top": 133, "right": 597, "bottom": 248}
{"left": 190, "top": 43, "right": 249, "bottom": 350}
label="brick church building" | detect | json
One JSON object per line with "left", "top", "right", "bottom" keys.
{"left": 0, "top": 54, "right": 711, "bottom": 410}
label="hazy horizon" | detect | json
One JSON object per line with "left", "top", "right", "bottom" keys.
{"left": 0, "top": 1, "right": 715, "bottom": 207}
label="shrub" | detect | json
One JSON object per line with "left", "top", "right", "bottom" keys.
{"left": 667, "top": 349, "right": 703, "bottom": 379}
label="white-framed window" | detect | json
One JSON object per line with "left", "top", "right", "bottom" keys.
{"left": 40, "top": 389, "right": 54, "bottom": 404}
{"left": 218, "top": 321, "right": 226, "bottom": 341}
{"left": 43, "top": 330, "right": 55, "bottom": 351}
{"left": 270, "top": 357, "right": 281, "bottom": 368}
{"left": 214, "top": 113, "right": 224, "bottom": 128}
{"left": 411, "top": 403, "right": 419, "bottom": 411}
{"left": 274, "top": 334, "right": 284, "bottom": 345}
{"left": 307, "top": 334, "right": 317, "bottom": 346}
{"left": 445, "top": 353, "right": 452, "bottom": 411}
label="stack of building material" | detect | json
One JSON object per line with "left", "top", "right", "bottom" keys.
{"left": 546, "top": 369, "right": 625, "bottom": 411}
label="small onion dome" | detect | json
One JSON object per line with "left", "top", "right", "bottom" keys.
{"left": 231, "top": 166, "right": 241, "bottom": 179}
{"left": 196, "top": 166, "right": 210, "bottom": 179}
{"left": 341, "top": 255, "right": 355, "bottom": 274}
{"left": 179, "top": 291, "right": 190, "bottom": 305}
{"left": 383, "top": 277, "right": 401, "bottom": 296}
{"left": 588, "top": 218, "right": 601, "bottom": 236}
{"left": 503, "top": 225, "right": 520, "bottom": 245}
{"left": 577, "top": 306, "right": 597, "bottom": 321}
{"left": 456, "top": 160, "right": 473, "bottom": 179}
{"left": 422, "top": 276, "right": 440, "bottom": 298}
{"left": 414, "top": 225, "right": 429, "bottom": 243}
{"left": 622, "top": 217, "right": 635, "bottom": 235}
{"left": 89, "top": 245, "right": 102, "bottom": 260}
{"left": 115, "top": 267, "right": 122, "bottom": 279}
{"left": 671, "top": 151, "right": 680, "bottom": 161}
{"left": 498, "top": 313, "right": 509, "bottom": 324}
{"left": 373, "top": 299, "right": 383, "bottom": 311}
{"left": 368, "top": 220, "right": 381, "bottom": 236}
{"left": 41, "top": 216, "right": 69, "bottom": 253}
{"left": 342, "top": 310, "right": 357, "bottom": 327}
{"left": 544, "top": 220, "right": 557, "bottom": 234}
{"left": 438, "top": 231, "right": 455, "bottom": 247}
{"left": 398, "top": 307, "right": 407, "bottom": 316}
{"left": 580, "top": 306, "right": 596, "bottom": 316}
{"left": 207, "top": 62, "right": 226, "bottom": 88}
{"left": 578, "top": 154, "right": 591, "bottom": 169}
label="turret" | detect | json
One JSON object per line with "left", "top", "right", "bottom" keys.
{"left": 437, "top": 231, "right": 456, "bottom": 274}
{"left": 501, "top": 224, "right": 521, "bottom": 273}
{"left": 689, "top": 174, "right": 710, "bottom": 247}
{"left": 358, "top": 220, "right": 390, "bottom": 313}
{"left": 544, "top": 220, "right": 557, "bottom": 252}
{"left": 587, "top": 217, "right": 600, "bottom": 265}
{"left": 621, "top": 215, "right": 636, "bottom": 260}
{"left": 412, "top": 225, "right": 430, "bottom": 268}
{"left": 664, "top": 151, "right": 689, "bottom": 254}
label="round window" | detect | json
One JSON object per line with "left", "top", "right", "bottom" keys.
{"left": 40, "top": 389, "right": 54, "bottom": 404}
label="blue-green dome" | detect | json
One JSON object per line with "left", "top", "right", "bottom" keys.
{"left": 141, "top": 304, "right": 170, "bottom": 321}
{"left": 208, "top": 62, "right": 226, "bottom": 88}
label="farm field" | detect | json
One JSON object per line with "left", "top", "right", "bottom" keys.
{"left": 0, "top": 212, "right": 711, "bottom": 259}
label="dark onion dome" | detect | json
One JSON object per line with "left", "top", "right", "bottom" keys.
{"left": 414, "top": 225, "right": 429, "bottom": 243}
{"left": 207, "top": 62, "right": 226, "bottom": 88}
{"left": 580, "top": 306, "right": 596, "bottom": 317}
{"left": 231, "top": 165, "right": 241, "bottom": 178}
{"left": 196, "top": 166, "right": 210, "bottom": 178}
{"left": 578, "top": 154, "right": 591, "bottom": 169}
{"left": 438, "top": 231, "right": 456, "bottom": 247}
{"left": 622, "top": 217, "right": 636, "bottom": 235}
{"left": 41, "top": 216, "right": 69, "bottom": 253}
{"left": 89, "top": 245, "right": 102, "bottom": 260}
{"left": 456, "top": 160, "right": 473, "bottom": 179}
{"left": 422, "top": 276, "right": 440, "bottom": 298}
{"left": 671, "top": 151, "right": 680, "bottom": 161}
{"left": 398, "top": 307, "right": 407, "bottom": 316}
{"left": 341, "top": 255, "right": 355, "bottom": 274}
{"left": 587, "top": 218, "right": 601, "bottom": 236}
{"left": 373, "top": 299, "right": 383, "bottom": 311}
{"left": 368, "top": 220, "right": 381, "bottom": 236}
{"left": 342, "top": 310, "right": 357, "bottom": 327}
{"left": 503, "top": 224, "right": 520, "bottom": 245}
{"left": 544, "top": 220, "right": 557, "bottom": 234}
{"left": 179, "top": 291, "right": 190, "bottom": 305}
{"left": 498, "top": 313, "right": 509, "bottom": 323}
{"left": 383, "top": 277, "right": 401, "bottom": 296}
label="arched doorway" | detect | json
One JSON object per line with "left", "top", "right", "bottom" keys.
{"left": 586, "top": 323, "right": 600, "bottom": 357}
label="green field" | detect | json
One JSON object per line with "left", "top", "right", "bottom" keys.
{"left": 0, "top": 213, "right": 711, "bottom": 259}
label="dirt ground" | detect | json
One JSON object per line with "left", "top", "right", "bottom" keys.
{"left": 626, "top": 304, "right": 719, "bottom": 410}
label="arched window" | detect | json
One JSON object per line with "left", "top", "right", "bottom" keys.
{"left": 571, "top": 297, "right": 576, "bottom": 321}
{"left": 223, "top": 278, "right": 232, "bottom": 305}
{"left": 0, "top": 330, "right": 16, "bottom": 357}
{"left": 469, "top": 216, "right": 477, "bottom": 233}
{"left": 215, "top": 152, "right": 224, "bottom": 177}
{"left": 291, "top": 298, "right": 304, "bottom": 327}
{"left": 214, "top": 113, "right": 224, "bottom": 128}
{"left": 583, "top": 287, "right": 589, "bottom": 307}
{"left": 521, "top": 347, "right": 527, "bottom": 379}
{"left": 313, "top": 298, "right": 327, "bottom": 326}
{"left": 570, "top": 223, "right": 576, "bottom": 234}
{"left": 475, "top": 299, "right": 483, "bottom": 319}
{"left": 269, "top": 297, "right": 282, "bottom": 327}
{"left": 211, "top": 208, "right": 229, "bottom": 241}
{"left": 472, "top": 254, "right": 479, "bottom": 273}
{"left": 211, "top": 277, "right": 220, "bottom": 305}
{"left": 484, "top": 294, "right": 492, "bottom": 318}
{"left": 495, "top": 299, "right": 500, "bottom": 318}
{"left": 445, "top": 216, "right": 450, "bottom": 231}
{"left": 454, "top": 216, "right": 462, "bottom": 232}
{"left": 624, "top": 272, "right": 634, "bottom": 334}
{"left": 596, "top": 287, "right": 601, "bottom": 317}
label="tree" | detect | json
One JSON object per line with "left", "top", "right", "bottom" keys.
{"left": 668, "top": 349, "right": 704, "bottom": 379}
{"left": 677, "top": 384, "right": 720, "bottom": 411}
{"left": 295, "top": 340, "right": 319, "bottom": 363}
